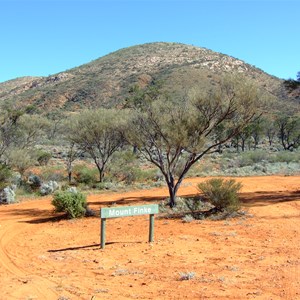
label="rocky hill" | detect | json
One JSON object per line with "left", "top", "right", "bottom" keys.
{"left": 0, "top": 42, "right": 294, "bottom": 114}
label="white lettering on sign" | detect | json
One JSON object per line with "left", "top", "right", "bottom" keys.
{"left": 133, "top": 207, "right": 151, "bottom": 214}
{"left": 108, "top": 208, "right": 132, "bottom": 217}
{"left": 101, "top": 204, "right": 159, "bottom": 219}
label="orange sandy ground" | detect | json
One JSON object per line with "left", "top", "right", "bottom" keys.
{"left": 0, "top": 176, "right": 299, "bottom": 300}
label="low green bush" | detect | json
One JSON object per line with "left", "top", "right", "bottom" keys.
{"left": 237, "top": 150, "right": 269, "bottom": 167}
{"left": 159, "top": 196, "right": 209, "bottom": 218}
{"left": 198, "top": 178, "right": 242, "bottom": 212}
{"left": 0, "top": 164, "right": 12, "bottom": 190}
{"left": 109, "top": 151, "right": 157, "bottom": 185}
{"left": 38, "top": 165, "right": 65, "bottom": 182}
{"left": 73, "top": 166, "right": 98, "bottom": 185}
{"left": 52, "top": 190, "right": 87, "bottom": 218}
{"left": 36, "top": 150, "right": 52, "bottom": 166}
{"left": 271, "top": 151, "right": 299, "bottom": 163}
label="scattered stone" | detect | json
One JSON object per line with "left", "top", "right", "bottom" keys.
{"left": 0, "top": 186, "right": 16, "bottom": 204}
{"left": 40, "top": 180, "right": 59, "bottom": 195}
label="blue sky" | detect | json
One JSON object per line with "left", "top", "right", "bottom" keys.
{"left": 0, "top": 0, "right": 299, "bottom": 83}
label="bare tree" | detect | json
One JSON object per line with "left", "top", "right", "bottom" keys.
{"left": 127, "top": 76, "right": 264, "bottom": 207}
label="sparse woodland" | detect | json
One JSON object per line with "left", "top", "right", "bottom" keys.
{"left": 1, "top": 43, "right": 300, "bottom": 215}
{"left": 1, "top": 71, "right": 300, "bottom": 211}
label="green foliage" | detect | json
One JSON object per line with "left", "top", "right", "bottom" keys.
{"left": 73, "top": 165, "right": 98, "bottom": 186}
{"left": 109, "top": 151, "right": 157, "bottom": 184}
{"left": 65, "top": 108, "right": 127, "bottom": 182}
{"left": 275, "top": 115, "right": 300, "bottom": 150}
{"left": 109, "top": 151, "right": 138, "bottom": 184}
{"left": 39, "top": 166, "right": 66, "bottom": 182}
{"left": 0, "top": 164, "right": 12, "bottom": 190}
{"left": 198, "top": 178, "right": 242, "bottom": 212}
{"left": 271, "top": 151, "right": 300, "bottom": 163}
{"left": 36, "top": 150, "right": 52, "bottom": 166}
{"left": 6, "top": 149, "right": 35, "bottom": 178}
{"left": 127, "top": 75, "right": 263, "bottom": 207}
{"left": 52, "top": 190, "right": 87, "bottom": 218}
{"left": 237, "top": 150, "right": 269, "bottom": 167}
{"left": 159, "top": 196, "right": 208, "bottom": 218}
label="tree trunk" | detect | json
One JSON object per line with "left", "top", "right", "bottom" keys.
{"left": 166, "top": 173, "right": 181, "bottom": 208}
{"left": 68, "top": 171, "right": 72, "bottom": 184}
{"left": 235, "top": 136, "right": 240, "bottom": 153}
{"left": 241, "top": 139, "right": 245, "bottom": 152}
{"left": 99, "top": 168, "right": 104, "bottom": 183}
{"left": 162, "top": 171, "right": 177, "bottom": 208}
{"left": 96, "top": 165, "right": 105, "bottom": 183}
{"left": 168, "top": 185, "right": 177, "bottom": 208}
{"left": 133, "top": 145, "right": 138, "bottom": 154}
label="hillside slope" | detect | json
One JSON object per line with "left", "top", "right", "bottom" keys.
{"left": 0, "top": 42, "right": 293, "bottom": 113}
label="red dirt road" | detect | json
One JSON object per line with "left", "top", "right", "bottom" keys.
{"left": 0, "top": 176, "right": 299, "bottom": 299}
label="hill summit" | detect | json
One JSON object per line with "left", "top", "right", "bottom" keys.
{"left": 0, "top": 42, "right": 290, "bottom": 113}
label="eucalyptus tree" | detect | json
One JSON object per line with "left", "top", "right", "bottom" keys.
{"left": 0, "top": 107, "right": 48, "bottom": 170}
{"left": 127, "top": 76, "right": 264, "bottom": 207}
{"left": 0, "top": 107, "right": 23, "bottom": 160}
{"left": 65, "top": 108, "right": 127, "bottom": 182}
{"left": 275, "top": 115, "right": 300, "bottom": 150}
{"left": 6, "top": 149, "right": 34, "bottom": 180}
{"left": 64, "top": 141, "right": 83, "bottom": 184}
{"left": 237, "top": 125, "right": 252, "bottom": 152}
{"left": 249, "top": 117, "right": 266, "bottom": 150}
{"left": 16, "top": 114, "right": 49, "bottom": 148}
{"left": 264, "top": 115, "right": 277, "bottom": 146}
{"left": 0, "top": 105, "right": 50, "bottom": 186}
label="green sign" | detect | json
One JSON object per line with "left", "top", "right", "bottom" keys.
{"left": 101, "top": 204, "right": 159, "bottom": 218}
{"left": 100, "top": 204, "right": 159, "bottom": 249}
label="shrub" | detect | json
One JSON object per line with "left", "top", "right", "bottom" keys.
{"left": 108, "top": 151, "right": 158, "bottom": 185}
{"left": 36, "top": 150, "right": 52, "bottom": 166}
{"left": 0, "top": 164, "right": 12, "bottom": 190}
{"left": 39, "top": 166, "right": 65, "bottom": 182}
{"left": 73, "top": 166, "right": 97, "bottom": 185}
{"left": 271, "top": 151, "right": 299, "bottom": 163}
{"left": 52, "top": 190, "right": 87, "bottom": 218}
{"left": 159, "top": 196, "right": 209, "bottom": 219}
{"left": 198, "top": 178, "right": 242, "bottom": 212}
{"left": 237, "top": 150, "right": 269, "bottom": 167}
{"left": 182, "top": 214, "right": 194, "bottom": 223}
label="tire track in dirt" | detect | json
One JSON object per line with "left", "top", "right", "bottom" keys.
{"left": 0, "top": 176, "right": 299, "bottom": 299}
{"left": 0, "top": 222, "right": 27, "bottom": 277}
{"left": 0, "top": 204, "right": 58, "bottom": 299}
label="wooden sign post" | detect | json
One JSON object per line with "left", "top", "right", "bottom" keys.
{"left": 100, "top": 204, "right": 159, "bottom": 249}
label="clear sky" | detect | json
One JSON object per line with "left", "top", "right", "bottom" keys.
{"left": 0, "top": 0, "right": 299, "bottom": 83}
